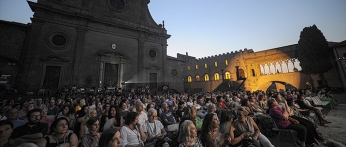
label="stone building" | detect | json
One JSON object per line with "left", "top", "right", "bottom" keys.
{"left": 0, "top": 0, "right": 185, "bottom": 94}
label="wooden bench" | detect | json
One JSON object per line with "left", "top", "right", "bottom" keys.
{"left": 312, "top": 96, "right": 330, "bottom": 108}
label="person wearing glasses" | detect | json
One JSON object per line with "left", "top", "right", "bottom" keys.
{"left": 47, "top": 99, "right": 59, "bottom": 116}
{"left": 142, "top": 108, "right": 166, "bottom": 147}
{"left": 5, "top": 108, "right": 25, "bottom": 129}
{"left": 11, "top": 108, "right": 49, "bottom": 143}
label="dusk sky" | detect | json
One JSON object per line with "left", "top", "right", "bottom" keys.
{"left": 1, "top": 0, "right": 345, "bottom": 58}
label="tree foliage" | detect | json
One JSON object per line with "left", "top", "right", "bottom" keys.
{"left": 298, "top": 25, "right": 332, "bottom": 74}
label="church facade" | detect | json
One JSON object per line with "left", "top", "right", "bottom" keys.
{"left": 0, "top": 0, "right": 184, "bottom": 93}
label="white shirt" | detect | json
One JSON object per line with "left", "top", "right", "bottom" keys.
{"left": 142, "top": 120, "right": 164, "bottom": 147}
{"left": 138, "top": 111, "right": 148, "bottom": 125}
{"left": 120, "top": 126, "right": 144, "bottom": 147}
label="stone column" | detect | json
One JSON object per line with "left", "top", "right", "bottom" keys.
{"left": 119, "top": 60, "right": 124, "bottom": 88}
{"left": 99, "top": 61, "right": 105, "bottom": 88}
{"left": 72, "top": 27, "right": 87, "bottom": 85}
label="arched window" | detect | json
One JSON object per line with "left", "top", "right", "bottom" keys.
{"left": 187, "top": 76, "right": 192, "bottom": 82}
{"left": 251, "top": 69, "right": 256, "bottom": 76}
{"left": 196, "top": 65, "right": 198, "bottom": 70}
{"left": 214, "top": 62, "right": 218, "bottom": 67}
{"left": 238, "top": 69, "right": 245, "bottom": 79}
{"left": 214, "top": 73, "right": 220, "bottom": 81}
{"left": 225, "top": 60, "right": 228, "bottom": 65}
{"left": 204, "top": 74, "right": 209, "bottom": 81}
{"left": 188, "top": 66, "right": 190, "bottom": 70}
{"left": 204, "top": 63, "right": 208, "bottom": 68}
{"left": 196, "top": 75, "right": 200, "bottom": 82}
{"left": 225, "top": 71, "right": 231, "bottom": 79}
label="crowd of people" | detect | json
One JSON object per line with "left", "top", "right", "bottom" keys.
{"left": 0, "top": 87, "right": 340, "bottom": 147}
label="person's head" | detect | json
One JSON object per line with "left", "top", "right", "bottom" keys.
{"left": 108, "top": 105, "right": 118, "bottom": 118}
{"left": 216, "top": 96, "right": 223, "bottom": 102}
{"left": 201, "top": 113, "right": 219, "bottom": 133}
{"left": 88, "top": 109, "right": 97, "bottom": 118}
{"left": 136, "top": 101, "right": 143, "bottom": 112}
{"left": 178, "top": 120, "right": 197, "bottom": 143}
{"left": 41, "top": 107, "right": 48, "bottom": 117}
{"left": 236, "top": 107, "right": 249, "bottom": 121}
{"left": 27, "top": 102, "right": 35, "bottom": 111}
{"left": 62, "top": 104, "right": 75, "bottom": 116}
{"left": 125, "top": 112, "right": 139, "bottom": 126}
{"left": 207, "top": 104, "right": 216, "bottom": 113}
{"left": 147, "top": 108, "right": 158, "bottom": 122}
{"left": 86, "top": 117, "right": 99, "bottom": 132}
{"left": 37, "top": 98, "right": 42, "bottom": 104}
{"left": 274, "top": 94, "right": 283, "bottom": 102}
{"left": 49, "top": 99, "right": 55, "bottom": 107}
{"left": 6, "top": 108, "right": 19, "bottom": 120}
{"left": 161, "top": 102, "right": 169, "bottom": 111}
{"left": 220, "top": 110, "right": 234, "bottom": 125}
{"left": 104, "top": 103, "right": 111, "bottom": 111}
{"left": 119, "top": 101, "right": 127, "bottom": 110}
{"left": 297, "top": 95, "right": 305, "bottom": 101}
{"left": 267, "top": 98, "right": 278, "bottom": 110}
{"left": 0, "top": 120, "right": 13, "bottom": 142}
{"left": 286, "top": 98, "right": 294, "bottom": 106}
{"left": 27, "top": 108, "right": 42, "bottom": 124}
{"left": 183, "top": 106, "right": 197, "bottom": 121}
{"left": 240, "top": 98, "right": 249, "bottom": 106}
{"left": 99, "top": 128, "right": 121, "bottom": 147}
{"left": 50, "top": 117, "right": 69, "bottom": 134}
{"left": 258, "top": 94, "right": 264, "bottom": 101}
{"left": 80, "top": 105, "right": 89, "bottom": 116}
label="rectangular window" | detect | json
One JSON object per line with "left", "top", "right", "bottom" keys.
{"left": 225, "top": 60, "right": 228, "bottom": 65}
{"left": 196, "top": 65, "right": 198, "bottom": 70}
{"left": 204, "top": 63, "right": 208, "bottom": 68}
{"left": 188, "top": 66, "right": 190, "bottom": 70}
{"left": 214, "top": 62, "right": 218, "bottom": 67}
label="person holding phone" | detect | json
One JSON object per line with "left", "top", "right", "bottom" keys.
{"left": 120, "top": 112, "right": 147, "bottom": 147}
{"left": 142, "top": 108, "right": 166, "bottom": 147}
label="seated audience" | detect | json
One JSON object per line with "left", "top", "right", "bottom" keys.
{"left": 0, "top": 120, "right": 25, "bottom": 147}
{"left": 160, "top": 102, "right": 176, "bottom": 127}
{"left": 200, "top": 113, "right": 225, "bottom": 147}
{"left": 142, "top": 108, "right": 166, "bottom": 147}
{"left": 120, "top": 112, "right": 147, "bottom": 147}
{"left": 178, "top": 120, "right": 203, "bottom": 147}
{"left": 233, "top": 108, "right": 274, "bottom": 147}
{"left": 36, "top": 117, "right": 78, "bottom": 147}
{"left": 11, "top": 108, "right": 49, "bottom": 143}
{"left": 6, "top": 108, "right": 25, "bottom": 129}
{"left": 81, "top": 117, "right": 100, "bottom": 147}
{"left": 99, "top": 128, "right": 121, "bottom": 147}
{"left": 268, "top": 99, "right": 307, "bottom": 147}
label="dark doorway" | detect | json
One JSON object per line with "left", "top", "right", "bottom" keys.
{"left": 43, "top": 66, "right": 61, "bottom": 93}
{"left": 104, "top": 63, "right": 118, "bottom": 86}
{"left": 238, "top": 69, "right": 245, "bottom": 79}
{"left": 149, "top": 73, "right": 157, "bottom": 91}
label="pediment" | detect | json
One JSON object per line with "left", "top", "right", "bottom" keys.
{"left": 98, "top": 50, "right": 128, "bottom": 59}
{"left": 40, "top": 56, "right": 69, "bottom": 62}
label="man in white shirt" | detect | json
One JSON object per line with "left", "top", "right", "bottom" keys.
{"left": 136, "top": 101, "right": 148, "bottom": 125}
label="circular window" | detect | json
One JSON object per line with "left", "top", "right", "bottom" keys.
{"left": 110, "top": 0, "right": 125, "bottom": 11}
{"left": 52, "top": 35, "right": 66, "bottom": 46}
{"left": 149, "top": 50, "right": 156, "bottom": 58}
{"left": 46, "top": 31, "right": 70, "bottom": 50}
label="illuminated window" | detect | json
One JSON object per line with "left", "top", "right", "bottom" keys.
{"left": 187, "top": 76, "right": 192, "bottom": 82}
{"left": 214, "top": 62, "right": 218, "bottom": 67}
{"left": 204, "top": 74, "right": 209, "bottom": 81}
{"left": 196, "top": 75, "right": 200, "bottom": 82}
{"left": 214, "top": 73, "right": 220, "bottom": 80}
{"left": 188, "top": 66, "right": 190, "bottom": 70}
{"left": 225, "top": 71, "right": 231, "bottom": 79}
{"left": 225, "top": 60, "right": 228, "bottom": 65}
{"left": 204, "top": 63, "right": 208, "bottom": 68}
{"left": 196, "top": 65, "right": 198, "bottom": 70}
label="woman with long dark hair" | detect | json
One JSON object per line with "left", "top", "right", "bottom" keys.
{"left": 120, "top": 112, "right": 147, "bottom": 147}
{"left": 103, "top": 105, "right": 123, "bottom": 131}
{"left": 99, "top": 128, "right": 121, "bottom": 147}
{"left": 200, "top": 113, "right": 224, "bottom": 147}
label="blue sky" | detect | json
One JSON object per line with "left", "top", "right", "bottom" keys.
{"left": 1, "top": 0, "right": 345, "bottom": 58}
